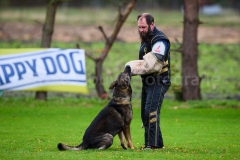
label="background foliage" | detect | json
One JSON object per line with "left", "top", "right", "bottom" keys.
{"left": 1, "top": 41, "right": 240, "bottom": 100}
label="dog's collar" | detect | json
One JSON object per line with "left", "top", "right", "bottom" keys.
{"left": 113, "top": 96, "right": 131, "bottom": 102}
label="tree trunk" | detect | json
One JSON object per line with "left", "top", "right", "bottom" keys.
{"left": 35, "top": 0, "right": 60, "bottom": 100}
{"left": 95, "top": 60, "right": 108, "bottom": 99}
{"left": 182, "top": 0, "right": 201, "bottom": 101}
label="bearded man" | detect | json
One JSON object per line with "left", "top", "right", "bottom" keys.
{"left": 125, "top": 13, "right": 171, "bottom": 149}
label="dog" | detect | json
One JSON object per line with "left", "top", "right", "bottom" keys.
{"left": 57, "top": 66, "right": 134, "bottom": 150}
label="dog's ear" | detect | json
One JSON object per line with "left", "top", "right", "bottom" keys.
{"left": 109, "top": 80, "right": 117, "bottom": 89}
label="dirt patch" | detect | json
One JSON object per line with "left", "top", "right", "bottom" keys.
{"left": 0, "top": 22, "right": 240, "bottom": 44}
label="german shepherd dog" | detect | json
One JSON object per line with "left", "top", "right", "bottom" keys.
{"left": 57, "top": 66, "right": 134, "bottom": 150}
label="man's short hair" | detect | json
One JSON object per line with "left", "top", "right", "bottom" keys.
{"left": 137, "top": 13, "right": 154, "bottom": 25}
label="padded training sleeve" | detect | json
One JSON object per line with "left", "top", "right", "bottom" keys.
{"left": 125, "top": 52, "right": 163, "bottom": 76}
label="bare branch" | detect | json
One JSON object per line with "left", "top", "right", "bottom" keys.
{"left": 199, "top": 74, "right": 206, "bottom": 83}
{"left": 174, "top": 38, "right": 181, "bottom": 45}
{"left": 118, "top": 6, "right": 121, "bottom": 17}
{"left": 34, "top": 20, "right": 43, "bottom": 26}
{"left": 85, "top": 52, "right": 97, "bottom": 61}
{"left": 91, "top": 0, "right": 136, "bottom": 99}
{"left": 98, "top": 0, "right": 137, "bottom": 60}
{"left": 171, "top": 49, "right": 182, "bottom": 53}
{"left": 76, "top": 43, "right": 97, "bottom": 61}
{"left": 98, "top": 26, "right": 109, "bottom": 43}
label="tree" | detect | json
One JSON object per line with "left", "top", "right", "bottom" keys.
{"left": 82, "top": 0, "right": 137, "bottom": 99}
{"left": 182, "top": 0, "right": 201, "bottom": 101}
{"left": 35, "top": 0, "right": 74, "bottom": 100}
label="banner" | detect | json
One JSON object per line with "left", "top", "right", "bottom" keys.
{"left": 0, "top": 48, "right": 89, "bottom": 94}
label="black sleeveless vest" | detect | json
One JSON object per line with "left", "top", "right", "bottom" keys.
{"left": 139, "top": 27, "right": 171, "bottom": 85}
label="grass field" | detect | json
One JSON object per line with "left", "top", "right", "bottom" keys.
{"left": 0, "top": 98, "right": 239, "bottom": 160}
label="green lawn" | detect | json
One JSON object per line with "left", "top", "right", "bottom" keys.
{"left": 0, "top": 98, "right": 239, "bottom": 159}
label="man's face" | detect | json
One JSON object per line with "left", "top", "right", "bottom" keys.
{"left": 138, "top": 18, "right": 149, "bottom": 37}
{"left": 138, "top": 18, "right": 153, "bottom": 40}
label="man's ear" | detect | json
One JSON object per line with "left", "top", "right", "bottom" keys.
{"left": 150, "top": 22, "right": 154, "bottom": 30}
{"left": 109, "top": 80, "right": 117, "bottom": 89}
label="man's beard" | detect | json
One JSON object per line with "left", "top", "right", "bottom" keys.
{"left": 139, "top": 26, "right": 153, "bottom": 43}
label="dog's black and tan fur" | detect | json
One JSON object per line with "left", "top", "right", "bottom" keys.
{"left": 57, "top": 66, "right": 134, "bottom": 150}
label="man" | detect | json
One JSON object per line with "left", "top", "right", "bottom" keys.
{"left": 125, "top": 13, "right": 171, "bottom": 149}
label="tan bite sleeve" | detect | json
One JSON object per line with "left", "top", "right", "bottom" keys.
{"left": 125, "top": 52, "right": 164, "bottom": 76}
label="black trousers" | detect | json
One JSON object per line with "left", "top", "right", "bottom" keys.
{"left": 141, "top": 81, "right": 169, "bottom": 148}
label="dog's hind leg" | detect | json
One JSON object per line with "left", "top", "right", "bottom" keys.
{"left": 93, "top": 133, "right": 113, "bottom": 150}
{"left": 118, "top": 131, "right": 127, "bottom": 149}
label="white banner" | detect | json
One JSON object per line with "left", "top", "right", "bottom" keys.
{"left": 0, "top": 48, "right": 89, "bottom": 94}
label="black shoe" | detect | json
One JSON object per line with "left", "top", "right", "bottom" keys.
{"left": 143, "top": 146, "right": 152, "bottom": 150}
{"left": 143, "top": 146, "right": 165, "bottom": 150}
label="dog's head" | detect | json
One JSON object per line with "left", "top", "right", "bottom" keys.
{"left": 109, "top": 66, "right": 132, "bottom": 101}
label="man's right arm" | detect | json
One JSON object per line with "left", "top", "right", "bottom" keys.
{"left": 125, "top": 52, "right": 164, "bottom": 76}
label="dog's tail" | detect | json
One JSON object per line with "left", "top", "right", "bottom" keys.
{"left": 57, "top": 142, "right": 83, "bottom": 151}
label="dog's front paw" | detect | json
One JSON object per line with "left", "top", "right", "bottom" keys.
{"left": 121, "top": 144, "right": 127, "bottom": 150}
